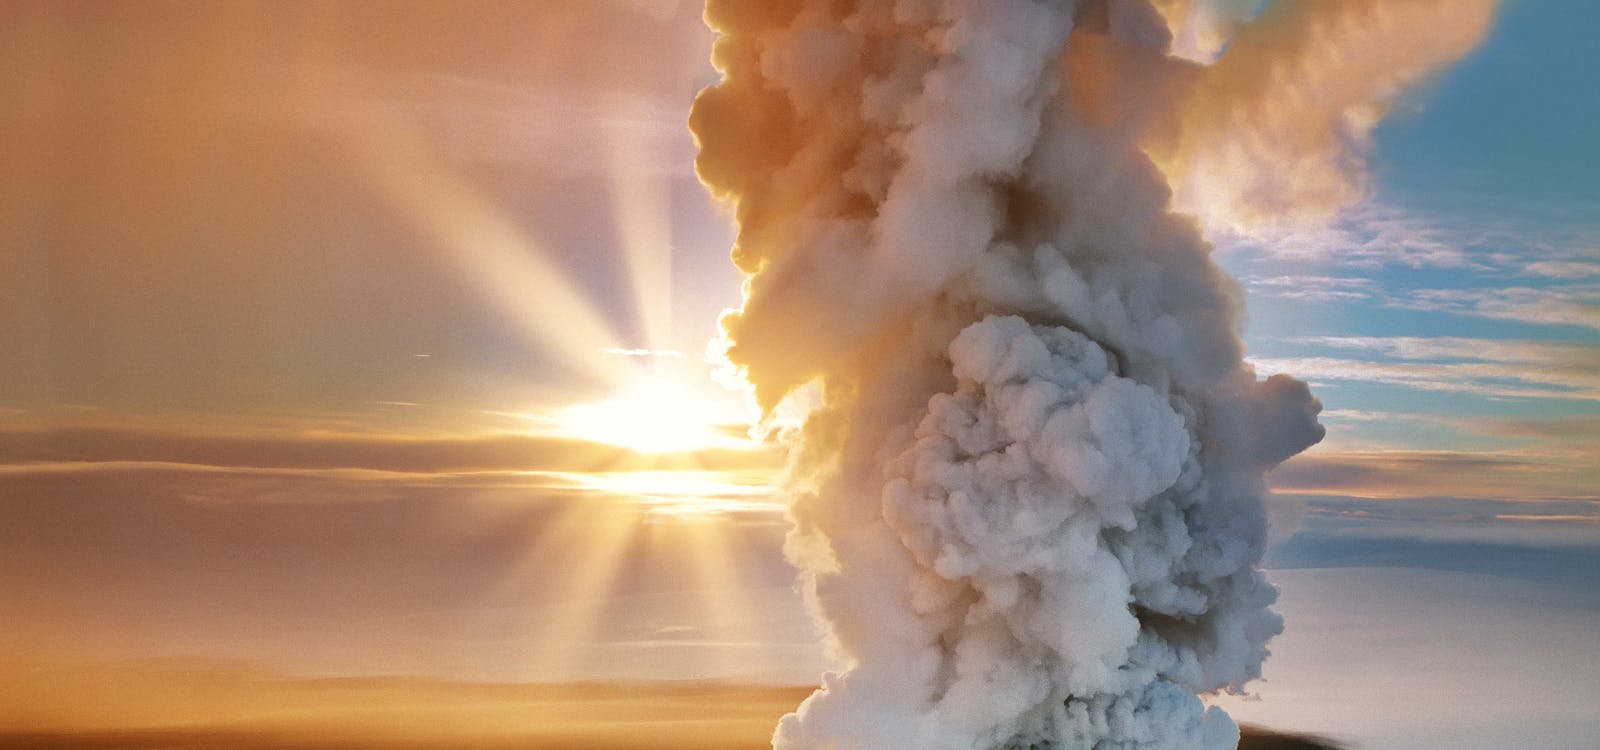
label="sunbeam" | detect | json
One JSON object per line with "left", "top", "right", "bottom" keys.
{"left": 288, "top": 50, "right": 784, "bottom": 692}
{"left": 660, "top": 515, "right": 781, "bottom": 678}
{"left": 603, "top": 93, "right": 679, "bottom": 356}
{"left": 326, "top": 91, "right": 632, "bottom": 390}
{"left": 522, "top": 495, "right": 643, "bottom": 681}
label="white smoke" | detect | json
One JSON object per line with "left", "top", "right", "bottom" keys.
{"left": 690, "top": 1, "right": 1487, "bottom": 747}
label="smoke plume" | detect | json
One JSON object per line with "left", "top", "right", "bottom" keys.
{"left": 691, "top": 1, "right": 1487, "bottom": 747}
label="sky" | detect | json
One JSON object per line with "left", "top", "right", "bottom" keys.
{"left": 1, "top": 1, "right": 1597, "bottom": 748}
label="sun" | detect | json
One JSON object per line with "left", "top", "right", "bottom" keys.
{"left": 553, "top": 372, "right": 751, "bottom": 455}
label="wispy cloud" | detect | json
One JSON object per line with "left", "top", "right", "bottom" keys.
{"left": 1216, "top": 202, "right": 1470, "bottom": 268}
{"left": 1238, "top": 264, "right": 1600, "bottom": 334}
{"left": 1396, "top": 285, "right": 1600, "bottom": 332}
{"left": 1473, "top": 415, "right": 1600, "bottom": 441}
{"left": 0, "top": 425, "right": 783, "bottom": 478}
{"left": 1218, "top": 195, "right": 1597, "bottom": 273}
{"left": 1522, "top": 259, "right": 1600, "bottom": 280}
{"left": 1249, "top": 355, "right": 1600, "bottom": 401}
{"left": 1216, "top": 189, "right": 1600, "bottom": 342}
{"left": 1271, "top": 448, "right": 1600, "bottom": 502}
{"left": 1292, "top": 335, "right": 1600, "bottom": 366}
{"left": 1276, "top": 335, "right": 1600, "bottom": 398}
{"left": 1242, "top": 275, "right": 1381, "bottom": 303}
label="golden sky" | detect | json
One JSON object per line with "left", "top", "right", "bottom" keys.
{"left": 2, "top": 0, "right": 730, "bottom": 418}
{"left": 0, "top": 0, "right": 805, "bottom": 696}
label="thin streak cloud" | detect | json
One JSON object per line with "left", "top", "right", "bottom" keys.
{"left": 1399, "top": 285, "right": 1600, "bottom": 332}
{"left": 1271, "top": 448, "right": 1600, "bottom": 501}
{"left": 1249, "top": 355, "right": 1600, "bottom": 401}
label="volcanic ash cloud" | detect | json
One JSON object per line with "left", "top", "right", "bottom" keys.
{"left": 691, "top": 1, "right": 1488, "bottom": 748}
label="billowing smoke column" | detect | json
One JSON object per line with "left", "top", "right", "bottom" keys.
{"left": 690, "top": 1, "right": 1492, "bottom": 748}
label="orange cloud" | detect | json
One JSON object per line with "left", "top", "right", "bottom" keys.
{"left": 1154, "top": 0, "right": 1499, "bottom": 230}
{"left": 1270, "top": 448, "right": 1599, "bottom": 501}
{"left": 0, "top": 424, "right": 781, "bottom": 476}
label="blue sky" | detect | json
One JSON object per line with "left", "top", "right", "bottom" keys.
{"left": 1377, "top": 0, "right": 1600, "bottom": 209}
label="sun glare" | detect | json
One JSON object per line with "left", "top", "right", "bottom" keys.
{"left": 554, "top": 373, "right": 751, "bottom": 455}
{"left": 543, "top": 470, "right": 784, "bottom": 518}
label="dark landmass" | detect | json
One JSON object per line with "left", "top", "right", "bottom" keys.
{"left": 0, "top": 726, "right": 1346, "bottom": 749}
{"left": 0, "top": 660, "right": 1341, "bottom": 749}
{"left": 1239, "top": 725, "right": 1345, "bottom": 750}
